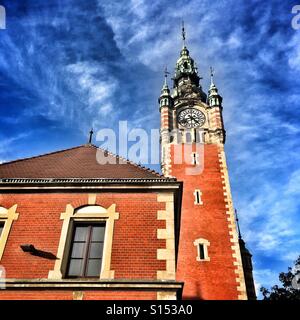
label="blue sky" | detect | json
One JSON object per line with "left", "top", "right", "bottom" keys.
{"left": 0, "top": 0, "right": 300, "bottom": 297}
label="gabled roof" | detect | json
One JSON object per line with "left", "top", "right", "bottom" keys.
{"left": 0, "top": 144, "right": 167, "bottom": 180}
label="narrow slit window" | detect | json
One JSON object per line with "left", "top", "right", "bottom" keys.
{"left": 194, "top": 189, "right": 203, "bottom": 205}
{"left": 186, "top": 132, "right": 192, "bottom": 143}
{"left": 199, "top": 244, "right": 205, "bottom": 260}
{"left": 192, "top": 152, "right": 199, "bottom": 165}
{"left": 195, "top": 130, "right": 203, "bottom": 143}
{"left": 0, "top": 222, "right": 4, "bottom": 237}
{"left": 194, "top": 238, "right": 210, "bottom": 262}
{"left": 192, "top": 153, "right": 197, "bottom": 165}
{"left": 196, "top": 191, "right": 200, "bottom": 204}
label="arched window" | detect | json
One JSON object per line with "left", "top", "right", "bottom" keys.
{"left": 48, "top": 203, "right": 119, "bottom": 280}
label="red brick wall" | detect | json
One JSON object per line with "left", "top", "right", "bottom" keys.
{"left": 0, "top": 290, "right": 156, "bottom": 300}
{"left": 171, "top": 144, "right": 240, "bottom": 300}
{"left": 0, "top": 193, "right": 165, "bottom": 280}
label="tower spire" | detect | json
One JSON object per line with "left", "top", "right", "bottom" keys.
{"left": 181, "top": 20, "right": 186, "bottom": 48}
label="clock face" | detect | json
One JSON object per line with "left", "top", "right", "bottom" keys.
{"left": 177, "top": 108, "right": 206, "bottom": 128}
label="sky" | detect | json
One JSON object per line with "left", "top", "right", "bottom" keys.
{"left": 0, "top": 0, "right": 300, "bottom": 298}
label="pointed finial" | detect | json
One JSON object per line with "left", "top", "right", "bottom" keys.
{"left": 181, "top": 20, "right": 186, "bottom": 47}
{"left": 88, "top": 128, "right": 94, "bottom": 144}
{"left": 210, "top": 66, "right": 215, "bottom": 86}
{"left": 164, "top": 66, "right": 170, "bottom": 86}
{"left": 235, "top": 209, "right": 242, "bottom": 239}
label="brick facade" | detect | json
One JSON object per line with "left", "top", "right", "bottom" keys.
{"left": 0, "top": 191, "right": 182, "bottom": 299}
{"left": 171, "top": 144, "right": 246, "bottom": 299}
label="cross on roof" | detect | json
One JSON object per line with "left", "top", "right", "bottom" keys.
{"left": 88, "top": 128, "right": 94, "bottom": 144}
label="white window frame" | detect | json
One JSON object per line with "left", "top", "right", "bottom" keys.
{"left": 193, "top": 238, "right": 210, "bottom": 262}
{"left": 0, "top": 205, "right": 19, "bottom": 261}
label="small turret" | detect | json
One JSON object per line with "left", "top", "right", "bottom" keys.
{"left": 207, "top": 67, "right": 223, "bottom": 107}
{"left": 158, "top": 67, "right": 173, "bottom": 110}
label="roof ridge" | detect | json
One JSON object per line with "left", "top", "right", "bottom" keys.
{"left": 0, "top": 144, "right": 87, "bottom": 166}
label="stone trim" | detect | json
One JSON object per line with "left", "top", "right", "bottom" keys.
{"left": 0, "top": 205, "right": 19, "bottom": 261}
{"left": 88, "top": 194, "right": 97, "bottom": 205}
{"left": 157, "top": 193, "right": 176, "bottom": 281}
{"left": 3, "top": 279, "right": 184, "bottom": 292}
{"left": 73, "top": 291, "right": 84, "bottom": 300}
{"left": 218, "top": 146, "right": 247, "bottom": 300}
{"left": 193, "top": 238, "right": 210, "bottom": 261}
{"left": 0, "top": 183, "right": 181, "bottom": 192}
{"left": 157, "top": 291, "right": 177, "bottom": 300}
{"left": 161, "top": 144, "right": 172, "bottom": 177}
{"left": 48, "top": 196, "right": 119, "bottom": 280}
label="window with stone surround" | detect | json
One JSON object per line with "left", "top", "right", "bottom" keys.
{"left": 0, "top": 205, "right": 19, "bottom": 261}
{"left": 48, "top": 203, "right": 119, "bottom": 280}
{"left": 193, "top": 238, "right": 210, "bottom": 262}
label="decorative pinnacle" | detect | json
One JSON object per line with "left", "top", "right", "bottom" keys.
{"left": 88, "top": 128, "right": 94, "bottom": 144}
{"left": 210, "top": 66, "right": 215, "bottom": 86}
{"left": 235, "top": 209, "right": 242, "bottom": 239}
{"left": 164, "top": 66, "right": 170, "bottom": 86}
{"left": 181, "top": 20, "right": 186, "bottom": 47}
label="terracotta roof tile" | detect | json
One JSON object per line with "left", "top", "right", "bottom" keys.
{"left": 0, "top": 144, "right": 166, "bottom": 180}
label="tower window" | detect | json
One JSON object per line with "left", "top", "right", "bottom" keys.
{"left": 191, "top": 152, "right": 199, "bottom": 165}
{"left": 185, "top": 131, "right": 192, "bottom": 143}
{"left": 67, "top": 223, "right": 106, "bottom": 278}
{"left": 175, "top": 131, "right": 183, "bottom": 144}
{"left": 193, "top": 238, "right": 210, "bottom": 262}
{"left": 0, "top": 222, "right": 4, "bottom": 237}
{"left": 195, "top": 130, "right": 203, "bottom": 143}
{"left": 194, "top": 189, "right": 203, "bottom": 205}
{"left": 199, "top": 244, "right": 205, "bottom": 260}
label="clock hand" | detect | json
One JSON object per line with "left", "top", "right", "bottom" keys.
{"left": 191, "top": 116, "right": 199, "bottom": 124}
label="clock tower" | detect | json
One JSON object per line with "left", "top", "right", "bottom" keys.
{"left": 159, "top": 24, "right": 251, "bottom": 300}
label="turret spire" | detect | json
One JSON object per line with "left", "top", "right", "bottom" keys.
{"left": 210, "top": 66, "right": 215, "bottom": 87}
{"left": 164, "top": 66, "right": 170, "bottom": 87}
{"left": 235, "top": 209, "right": 242, "bottom": 240}
{"left": 207, "top": 67, "right": 223, "bottom": 109}
{"left": 158, "top": 66, "right": 173, "bottom": 109}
